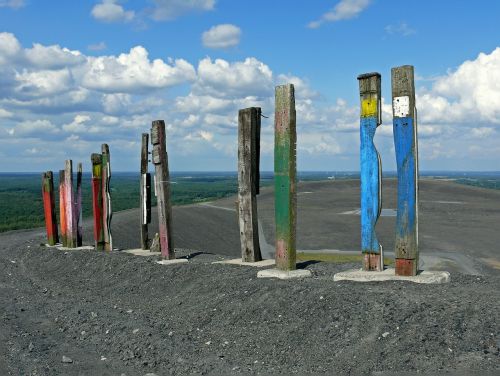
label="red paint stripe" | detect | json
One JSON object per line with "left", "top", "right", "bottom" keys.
{"left": 395, "top": 258, "right": 417, "bottom": 276}
{"left": 91, "top": 177, "right": 102, "bottom": 247}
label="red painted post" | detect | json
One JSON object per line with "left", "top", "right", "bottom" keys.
{"left": 101, "top": 144, "right": 113, "bottom": 251}
{"left": 91, "top": 153, "right": 104, "bottom": 250}
{"left": 59, "top": 170, "right": 67, "bottom": 247}
{"left": 42, "top": 171, "right": 59, "bottom": 245}
{"left": 75, "top": 163, "right": 83, "bottom": 247}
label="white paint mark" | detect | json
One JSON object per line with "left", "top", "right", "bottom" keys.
{"left": 393, "top": 96, "right": 410, "bottom": 117}
{"left": 142, "top": 173, "right": 147, "bottom": 224}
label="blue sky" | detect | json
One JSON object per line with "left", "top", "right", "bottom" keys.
{"left": 1, "top": 0, "right": 499, "bottom": 172}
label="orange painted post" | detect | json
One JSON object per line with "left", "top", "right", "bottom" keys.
{"left": 91, "top": 153, "right": 104, "bottom": 250}
{"left": 42, "top": 171, "right": 59, "bottom": 245}
{"left": 75, "top": 163, "right": 83, "bottom": 247}
{"left": 101, "top": 144, "right": 113, "bottom": 251}
{"left": 59, "top": 170, "right": 67, "bottom": 247}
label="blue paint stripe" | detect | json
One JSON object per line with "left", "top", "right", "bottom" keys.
{"left": 393, "top": 116, "right": 417, "bottom": 250}
{"left": 360, "top": 116, "right": 381, "bottom": 254}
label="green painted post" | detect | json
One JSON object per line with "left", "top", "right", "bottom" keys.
{"left": 274, "top": 84, "right": 297, "bottom": 271}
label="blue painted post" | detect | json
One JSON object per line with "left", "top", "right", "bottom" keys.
{"left": 357, "top": 73, "right": 383, "bottom": 271}
{"left": 392, "top": 65, "right": 419, "bottom": 276}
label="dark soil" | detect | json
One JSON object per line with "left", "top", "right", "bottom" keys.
{"left": 1, "top": 230, "right": 499, "bottom": 376}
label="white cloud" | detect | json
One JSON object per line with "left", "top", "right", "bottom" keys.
{"left": 0, "top": 108, "right": 13, "bottom": 118}
{"left": 0, "top": 0, "right": 24, "bottom": 9}
{"left": 471, "top": 127, "right": 495, "bottom": 138}
{"left": 0, "top": 32, "right": 21, "bottom": 63}
{"left": 14, "top": 119, "right": 59, "bottom": 136}
{"left": 308, "top": 0, "right": 371, "bottom": 28}
{"left": 25, "top": 43, "right": 84, "bottom": 69}
{"left": 195, "top": 57, "right": 273, "bottom": 98}
{"left": 15, "top": 69, "right": 73, "bottom": 97}
{"left": 385, "top": 22, "right": 416, "bottom": 36}
{"left": 62, "top": 114, "right": 91, "bottom": 133}
{"left": 202, "top": 24, "right": 241, "bottom": 49}
{"left": 91, "top": 0, "right": 135, "bottom": 23}
{"left": 82, "top": 46, "right": 196, "bottom": 92}
{"left": 175, "top": 93, "right": 232, "bottom": 113}
{"left": 88, "top": 42, "right": 107, "bottom": 51}
{"left": 418, "top": 47, "right": 500, "bottom": 124}
{"left": 150, "top": 0, "right": 215, "bottom": 21}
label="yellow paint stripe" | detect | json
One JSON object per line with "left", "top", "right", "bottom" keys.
{"left": 361, "top": 98, "right": 378, "bottom": 117}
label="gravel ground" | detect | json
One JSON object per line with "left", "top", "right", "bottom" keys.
{"left": 1, "top": 230, "right": 499, "bottom": 375}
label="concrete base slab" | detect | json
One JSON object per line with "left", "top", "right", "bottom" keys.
{"left": 123, "top": 248, "right": 161, "bottom": 257}
{"left": 213, "top": 258, "right": 275, "bottom": 267}
{"left": 333, "top": 268, "right": 450, "bottom": 284}
{"left": 156, "top": 259, "right": 189, "bottom": 266}
{"left": 56, "top": 246, "right": 95, "bottom": 251}
{"left": 257, "top": 268, "right": 312, "bottom": 280}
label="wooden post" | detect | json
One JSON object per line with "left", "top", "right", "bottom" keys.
{"left": 140, "top": 133, "right": 152, "bottom": 250}
{"left": 151, "top": 120, "right": 174, "bottom": 260}
{"left": 358, "top": 72, "right": 383, "bottom": 271}
{"left": 392, "top": 65, "right": 419, "bottom": 276}
{"left": 64, "top": 160, "right": 76, "bottom": 248}
{"left": 76, "top": 163, "right": 83, "bottom": 247}
{"left": 59, "top": 170, "right": 67, "bottom": 247}
{"left": 91, "top": 153, "right": 104, "bottom": 250}
{"left": 238, "top": 107, "right": 262, "bottom": 262}
{"left": 101, "top": 144, "right": 113, "bottom": 251}
{"left": 42, "top": 171, "right": 59, "bottom": 245}
{"left": 274, "top": 84, "right": 297, "bottom": 271}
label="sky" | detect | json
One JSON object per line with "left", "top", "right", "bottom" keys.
{"left": 0, "top": 0, "right": 499, "bottom": 172}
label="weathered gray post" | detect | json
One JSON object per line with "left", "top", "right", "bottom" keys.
{"left": 59, "top": 170, "right": 67, "bottom": 247}
{"left": 358, "top": 72, "right": 383, "bottom": 271}
{"left": 392, "top": 65, "right": 419, "bottom": 276}
{"left": 64, "top": 160, "right": 76, "bottom": 248}
{"left": 101, "top": 144, "right": 113, "bottom": 251}
{"left": 238, "top": 107, "right": 262, "bottom": 262}
{"left": 140, "top": 133, "right": 152, "bottom": 250}
{"left": 76, "top": 162, "right": 83, "bottom": 247}
{"left": 151, "top": 120, "right": 174, "bottom": 260}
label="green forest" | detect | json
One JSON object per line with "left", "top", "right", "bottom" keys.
{"left": 0, "top": 173, "right": 246, "bottom": 232}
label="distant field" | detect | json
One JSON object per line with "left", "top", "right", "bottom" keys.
{"left": 0, "top": 171, "right": 498, "bottom": 232}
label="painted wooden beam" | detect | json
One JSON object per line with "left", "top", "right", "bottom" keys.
{"left": 274, "top": 84, "right": 297, "bottom": 271}
{"left": 76, "top": 162, "right": 83, "bottom": 247}
{"left": 64, "top": 160, "right": 76, "bottom": 248}
{"left": 140, "top": 133, "right": 152, "bottom": 250}
{"left": 151, "top": 120, "right": 175, "bottom": 260}
{"left": 59, "top": 170, "right": 67, "bottom": 247}
{"left": 101, "top": 144, "right": 113, "bottom": 251}
{"left": 357, "top": 72, "right": 383, "bottom": 271}
{"left": 392, "top": 65, "right": 419, "bottom": 276}
{"left": 91, "top": 153, "right": 104, "bottom": 250}
{"left": 238, "top": 107, "right": 262, "bottom": 262}
{"left": 42, "top": 171, "right": 59, "bottom": 246}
